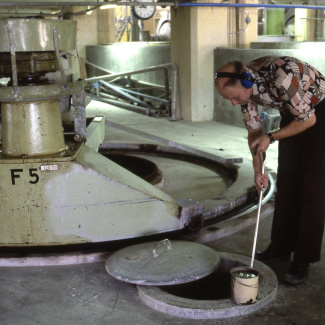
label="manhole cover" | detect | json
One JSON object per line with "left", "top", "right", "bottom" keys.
{"left": 137, "top": 252, "right": 278, "bottom": 319}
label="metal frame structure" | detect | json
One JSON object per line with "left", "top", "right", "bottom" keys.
{"left": 85, "top": 61, "right": 179, "bottom": 120}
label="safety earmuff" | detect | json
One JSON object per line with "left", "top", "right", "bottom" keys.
{"left": 215, "top": 71, "right": 255, "bottom": 89}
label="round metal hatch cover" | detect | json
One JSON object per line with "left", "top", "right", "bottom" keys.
{"left": 105, "top": 239, "right": 220, "bottom": 285}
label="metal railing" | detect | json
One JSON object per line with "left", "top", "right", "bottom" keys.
{"left": 85, "top": 61, "right": 178, "bottom": 120}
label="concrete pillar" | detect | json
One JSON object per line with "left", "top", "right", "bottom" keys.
{"left": 98, "top": 7, "right": 116, "bottom": 44}
{"left": 171, "top": 0, "right": 257, "bottom": 122}
{"left": 171, "top": 3, "right": 227, "bottom": 121}
{"left": 306, "top": 9, "right": 317, "bottom": 41}
{"left": 295, "top": 9, "right": 317, "bottom": 42}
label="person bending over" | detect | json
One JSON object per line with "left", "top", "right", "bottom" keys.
{"left": 216, "top": 56, "right": 325, "bottom": 285}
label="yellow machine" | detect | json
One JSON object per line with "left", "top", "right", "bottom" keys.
{"left": 0, "top": 18, "right": 203, "bottom": 246}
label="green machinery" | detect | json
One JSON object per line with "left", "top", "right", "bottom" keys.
{"left": 0, "top": 18, "right": 202, "bottom": 246}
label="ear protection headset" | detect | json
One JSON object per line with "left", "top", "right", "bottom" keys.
{"left": 215, "top": 71, "right": 255, "bottom": 89}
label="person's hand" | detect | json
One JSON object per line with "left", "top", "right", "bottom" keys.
{"left": 250, "top": 134, "right": 270, "bottom": 153}
{"left": 254, "top": 170, "right": 269, "bottom": 193}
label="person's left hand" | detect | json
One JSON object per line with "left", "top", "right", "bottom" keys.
{"left": 255, "top": 170, "right": 269, "bottom": 193}
{"left": 250, "top": 134, "right": 270, "bottom": 153}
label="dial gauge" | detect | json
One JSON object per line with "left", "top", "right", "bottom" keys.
{"left": 132, "top": 0, "right": 156, "bottom": 20}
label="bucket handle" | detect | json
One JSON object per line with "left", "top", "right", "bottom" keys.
{"left": 152, "top": 239, "right": 172, "bottom": 258}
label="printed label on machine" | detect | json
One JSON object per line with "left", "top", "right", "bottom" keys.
{"left": 40, "top": 165, "right": 59, "bottom": 171}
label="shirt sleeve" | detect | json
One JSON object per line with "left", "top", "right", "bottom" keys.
{"left": 241, "top": 101, "right": 263, "bottom": 130}
{"left": 273, "top": 60, "right": 316, "bottom": 121}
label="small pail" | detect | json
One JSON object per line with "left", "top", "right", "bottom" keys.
{"left": 230, "top": 266, "right": 259, "bottom": 305}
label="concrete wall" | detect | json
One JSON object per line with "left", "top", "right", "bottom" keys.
{"left": 214, "top": 46, "right": 325, "bottom": 128}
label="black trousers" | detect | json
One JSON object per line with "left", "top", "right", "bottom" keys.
{"left": 270, "top": 101, "right": 325, "bottom": 264}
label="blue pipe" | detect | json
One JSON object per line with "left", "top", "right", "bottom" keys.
{"left": 178, "top": 3, "right": 325, "bottom": 10}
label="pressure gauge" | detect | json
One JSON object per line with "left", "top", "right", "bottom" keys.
{"left": 132, "top": 0, "right": 156, "bottom": 20}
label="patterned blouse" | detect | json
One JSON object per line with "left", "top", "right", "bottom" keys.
{"left": 241, "top": 56, "right": 325, "bottom": 130}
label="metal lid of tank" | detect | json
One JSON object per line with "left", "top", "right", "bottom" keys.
{"left": 105, "top": 239, "right": 220, "bottom": 286}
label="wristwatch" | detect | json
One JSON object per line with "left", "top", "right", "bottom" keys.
{"left": 266, "top": 132, "right": 275, "bottom": 144}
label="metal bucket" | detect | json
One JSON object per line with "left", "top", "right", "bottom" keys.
{"left": 230, "top": 266, "right": 259, "bottom": 305}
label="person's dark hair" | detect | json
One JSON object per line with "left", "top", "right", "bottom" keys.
{"left": 218, "top": 60, "right": 245, "bottom": 88}
{"left": 232, "top": 60, "right": 245, "bottom": 73}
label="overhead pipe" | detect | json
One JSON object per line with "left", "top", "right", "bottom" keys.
{"left": 3, "top": 2, "right": 325, "bottom": 10}
{"left": 177, "top": 3, "right": 325, "bottom": 10}
{"left": 0, "top": 1, "right": 175, "bottom": 7}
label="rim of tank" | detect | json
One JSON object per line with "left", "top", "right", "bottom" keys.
{"left": 0, "top": 141, "right": 275, "bottom": 253}
{"left": 99, "top": 142, "right": 275, "bottom": 224}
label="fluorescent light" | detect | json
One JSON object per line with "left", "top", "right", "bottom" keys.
{"left": 100, "top": 4, "right": 117, "bottom": 9}
{"left": 86, "top": 6, "right": 93, "bottom": 14}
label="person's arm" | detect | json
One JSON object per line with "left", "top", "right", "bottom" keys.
{"left": 250, "top": 58, "right": 317, "bottom": 153}
{"left": 248, "top": 127, "right": 269, "bottom": 192}
{"left": 250, "top": 113, "right": 316, "bottom": 153}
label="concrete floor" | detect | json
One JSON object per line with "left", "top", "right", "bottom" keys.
{"left": 1, "top": 101, "right": 325, "bottom": 324}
